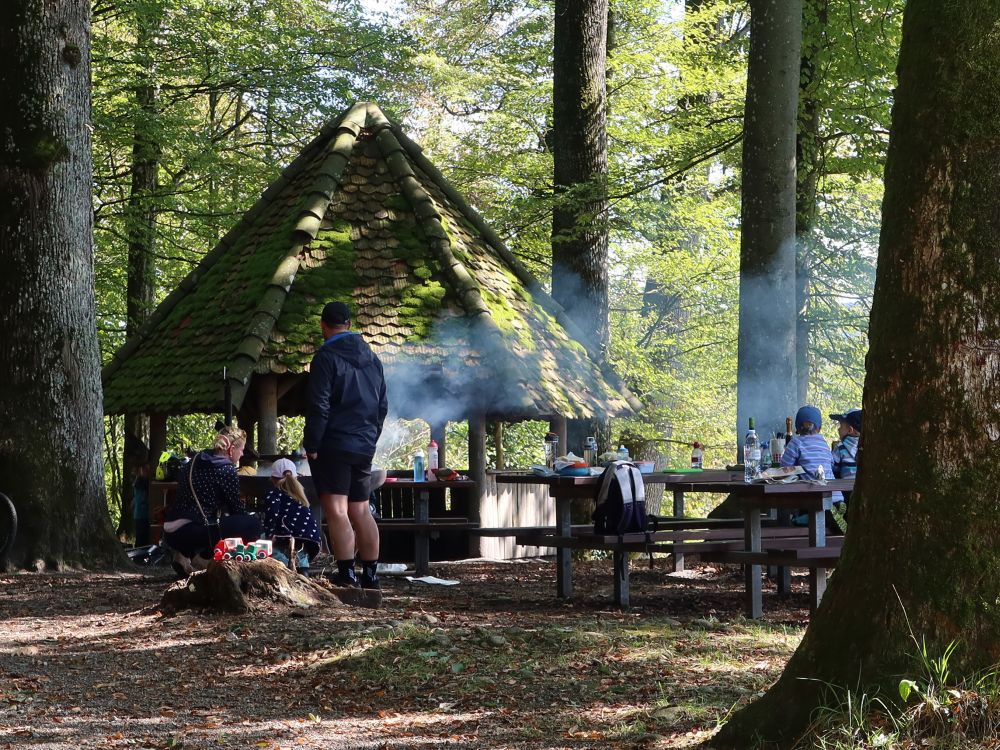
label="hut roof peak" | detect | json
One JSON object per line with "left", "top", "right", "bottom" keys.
{"left": 102, "top": 101, "right": 640, "bottom": 421}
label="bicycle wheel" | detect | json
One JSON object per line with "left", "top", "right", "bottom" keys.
{"left": 0, "top": 492, "right": 16, "bottom": 559}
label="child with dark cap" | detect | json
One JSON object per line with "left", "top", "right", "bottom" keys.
{"left": 829, "top": 409, "right": 862, "bottom": 479}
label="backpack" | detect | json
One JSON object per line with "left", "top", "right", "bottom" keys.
{"left": 592, "top": 460, "right": 647, "bottom": 535}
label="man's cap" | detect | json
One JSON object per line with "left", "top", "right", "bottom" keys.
{"left": 270, "top": 458, "right": 297, "bottom": 478}
{"left": 321, "top": 301, "right": 351, "bottom": 326}
{"left": 795, "top": 405, "right": 823, "bottom": 431}
{"left": 829, "top": 408, "right": 862, "bottom": 431}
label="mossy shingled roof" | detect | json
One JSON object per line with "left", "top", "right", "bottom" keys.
{"left": 102, "top": 102, "right": 640, "bottom": 420}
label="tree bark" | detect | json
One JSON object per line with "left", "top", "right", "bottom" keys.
{"left": 551, "top": 0, "right": 610, "bottom": 453}
{"left": 120, "top": 2, "right": 163, "bottom": 537}
{"left": 794, "top": 0, "right": 827, "bottom": 406}
{"left": 736, "top": 0, "right": 801, "bottom": 447}
{"left": 0, "top": 0, "right": 123, "bottom": 568}
{"left": 710, "top": 2, "right": 1000, "bottom": 745}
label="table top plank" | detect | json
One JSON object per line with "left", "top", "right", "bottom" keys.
{"left": 494, "top": 471, "right": 853, "bottom": 497}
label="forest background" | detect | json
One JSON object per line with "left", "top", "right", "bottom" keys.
{"left": 94, "top": 0, "right": 899, "bottom": 530}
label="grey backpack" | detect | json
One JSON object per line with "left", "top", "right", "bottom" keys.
{"left": 592, "top": 461, "right": 647, "bottom": 535}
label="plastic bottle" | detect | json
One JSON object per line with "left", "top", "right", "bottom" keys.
{"left": 413, "top": 449, "right": 425, "bottom": 482}
{"left": 690, "top": 441, "right": 703, "bottom": 469}
{"left": 617, "top": 445, "right": 629, "bottom": 461}
{"left": 584, "top": 436, "right": 598, "bottom": 466}
{"left": 544, "top": 432, "right": 559, "bottom": 470}
{"left": 743, "top": 418, "right": 760, "bottom": 483}
{"left": 426, "top": 439, "right": 439, "bottom": 481}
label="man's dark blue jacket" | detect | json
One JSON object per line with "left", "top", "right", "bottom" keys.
{"left": 304, "top": 331, "right": 388, "bottom": 457}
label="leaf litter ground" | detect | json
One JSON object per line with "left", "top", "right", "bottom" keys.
{"left": 0, "top": 558, "right": 814, "bottom": 749}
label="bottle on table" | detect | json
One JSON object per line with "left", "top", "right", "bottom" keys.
{"left": 413, "top": 449, "right": 425, "bottom": 482}
{"left": 743, "top": 418, "right": 760, "bottom": 483}
{"left": 760, "top": 439, "right": 770, "bottom": 470}
{"left": 769, "top": 433, "right": 785, "bottom": 466}
{"left": 544, "top": 432, "right": 559, "bottom": 470}
{"left": 617, "top": 445, "right": 630, "bottom": 461}
{"left": 690, "top": 441, "right": 703, "bottom": 469}
{"left": 784, "top": 416, "right": 794, "bottom": 445}
{"left": 583, "top": 436, "right": 598, "bottom": 466}
{"left": 426, "top": 439, "right": 439, "bottom": 481}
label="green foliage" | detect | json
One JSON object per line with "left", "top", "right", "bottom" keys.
{"left": 93, "top": 0, "right": 904, "bottom": 479}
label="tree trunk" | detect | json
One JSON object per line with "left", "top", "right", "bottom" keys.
{"left": 159, "top": 559, "right": 368, "bottom": 614}
{"left": 794, "top": 0, "right": 827, "bottom": 406}
{"left": 120, "top": 3, "right": 162, "bottom": 538}
{"left": 0, "top": 0, "right": 123, "bottom": 569}
{"left": 711, "top": 2, "right": 1000, "bottom": 745}
{"left": 736, "top": 0, "right": 801, "bottom": 448}
{"left": 551, "top": 0, "right": 610, "bottom": 453}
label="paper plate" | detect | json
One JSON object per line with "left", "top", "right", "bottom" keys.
{"left": 661, "top": 467, "right": 704, "bottom": 474}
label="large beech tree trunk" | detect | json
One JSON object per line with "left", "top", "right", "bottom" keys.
{"left": 551, "top": 0, "right": 610, "bottom": 452}
{"left": 794, "top": 0, "right": 827, "bottom": 406}
{"left": 736, "top": 0, "right": 801, "bottom": 446}
{"left": 710, "top": 2, "right": 1000, "bottom": 745}
{"left": 0, "top": 0, "right": 123, "bottom": 569}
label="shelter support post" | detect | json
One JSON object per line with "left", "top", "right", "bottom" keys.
{"left": 548, "top": 415, "right": 567, "bottom": 457}
{"left": 467, "top": 413, "right": 487, "bottom": 558}
{"left": 493, "top": 422, "right": 505, "bottom": 470}
{"left": 257, "top": 375, "right": 278, "bottom": 457}
{"left": 148, "top": 413, "right": 167, "bottom": 460}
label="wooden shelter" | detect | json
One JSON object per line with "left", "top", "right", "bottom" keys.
{"left": 102, "top": 102, "right": 640, "bottom": 530}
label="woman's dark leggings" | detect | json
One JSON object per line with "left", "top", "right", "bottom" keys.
{"left": 164, "top": 515, "right": 263, "bottom": 558}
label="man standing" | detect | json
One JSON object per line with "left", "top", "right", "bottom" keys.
{"left": 305, "top": 301, "right": 388, "bottom": 589}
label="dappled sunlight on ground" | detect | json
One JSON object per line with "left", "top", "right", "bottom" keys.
{"left": 0, "top": 559, "right": 808, "bottom": 748}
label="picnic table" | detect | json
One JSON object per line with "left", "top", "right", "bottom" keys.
{"left": 153, "top": 476, "right": 477, "bottom": 575}
{"left": 238, "top": 475, "right": 477, "bottom": 575}
{"left": 493, "top": 471, "right": 854, "bottom": 615}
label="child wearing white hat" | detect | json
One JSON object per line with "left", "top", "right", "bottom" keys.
{"left": 263, "top": 458, "right": 322, "bottom": 572}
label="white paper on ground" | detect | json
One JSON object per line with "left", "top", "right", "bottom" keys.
{"left": 377, "top": 563, "right": 408, "bottom": 574}
{"left": 405, "top": 575, "right": 460, "bottom": 586}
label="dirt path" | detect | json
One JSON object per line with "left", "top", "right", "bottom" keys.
{"left": 0, "top": 559, "right": 810, "bottom": 749}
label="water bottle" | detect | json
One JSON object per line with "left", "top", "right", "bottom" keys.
{"left": 617, "top": 445, "right": 629, "bottom": 461}
{"left": 583, "top": 436, "right": 598, "bottom": 466}
{"left": 413, "top": 449, "right": 425, "bottom": 482}
{"left": 743, "top": 418, "right": 760, "bottom": 483}
{"left": 690, "top": 441, "right": 703, "bottom": 469}
{"left": 426, "top": 439, "right": 439, "bottom": 481}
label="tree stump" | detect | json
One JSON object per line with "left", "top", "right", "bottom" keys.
{"left": 159, "top": 558, "right": 381, "bottom": 614}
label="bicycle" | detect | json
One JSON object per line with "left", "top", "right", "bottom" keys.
{"left": 0, "top": 492, "right": 16, "bottom": 560}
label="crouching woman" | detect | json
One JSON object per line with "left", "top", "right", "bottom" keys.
{"left": 163, "top": 426, "right": 262, "bottom": 574}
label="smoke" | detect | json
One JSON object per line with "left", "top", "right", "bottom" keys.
{"left": 736, "top": 262, "right": 798, "bottom": 449}
{"left": 381, "top": 313, "right": 549, "bottom": 425}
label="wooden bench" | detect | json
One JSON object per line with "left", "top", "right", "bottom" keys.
{"left": 511, "top": 526, "right": 820, "bottom": 608}
{"left": 376, "top": 517, "right": 478, "bottom": 532}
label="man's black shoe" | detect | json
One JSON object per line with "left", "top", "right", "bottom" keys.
{"left": 359, "top": 573, "right": 381, "bottom": 590}
{"left": 328, "top": 571, "right": 360, "bottom": 588}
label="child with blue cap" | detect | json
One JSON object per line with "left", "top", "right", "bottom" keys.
{"left": 780, "top": 405, "right": 842, "bottom": 504}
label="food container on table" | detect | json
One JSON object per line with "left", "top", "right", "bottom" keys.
{"left": 636, "top": 460, "right": 655, "bottom": 474}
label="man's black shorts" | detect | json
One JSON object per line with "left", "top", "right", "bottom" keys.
{"left": 309, "top": 448, "right": 373, "bottom": 501}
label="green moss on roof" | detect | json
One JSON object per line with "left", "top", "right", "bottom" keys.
{"left": 102, "top": 102, "right": 635, "bottom": 420}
